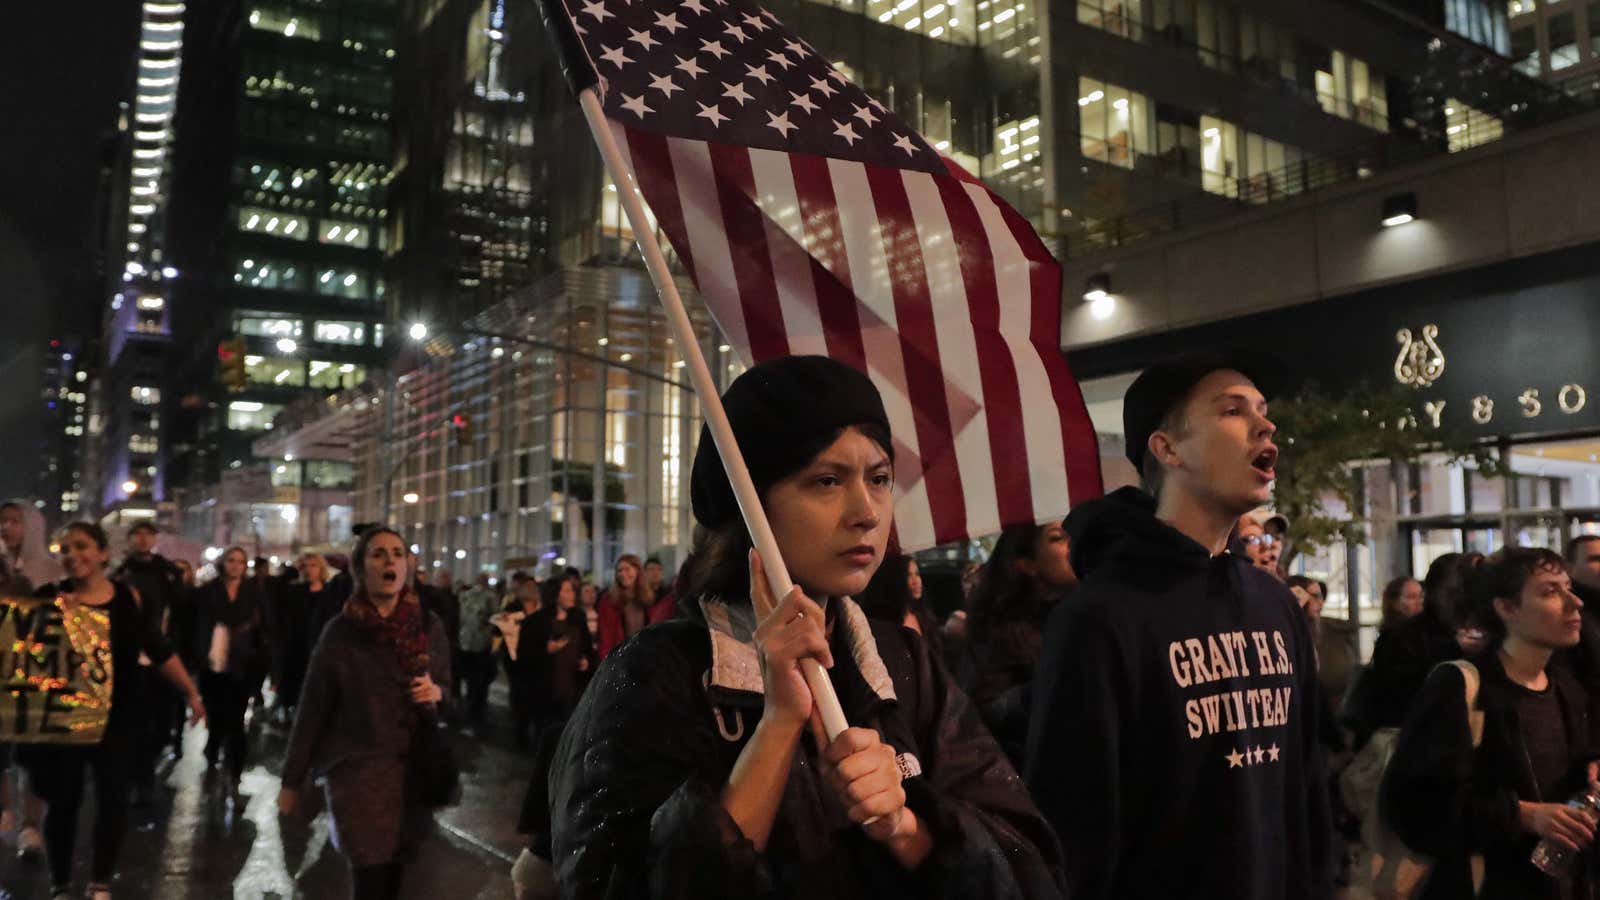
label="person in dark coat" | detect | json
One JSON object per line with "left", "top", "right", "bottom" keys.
{"left": 111, "top": 521, "right": 188, "bottom": 806}
{"left": 1026, "top": 353, "right": 1333, "bottom": 900}
{"left": 523, "top": 574, "right": 594, "bottom": 732}
{"left": 493, "top": 580, "right": 543, "bottom": 749}
{"left": 278, "top": 526, "right": 451, "bottom": 900}
{"left": 273, "top": 553, "right": 331, "bottom": 718}
{"left": 547, "top": 355, "right": 1064, "bottom": 900}
{"left": 1382, "top": 547, "right": 1600, "bottom": 899}
{"left": 191, "top": 546, "right": 269, "bottom": 793}
{"left": 961, "top": 522, "right": 1075, "bottom": 769}
{"left": 855, "top": 553, "right": 944, "bottom": 664}
{"left": 1346, "top": 552, "right": 1485, "bottom": 747}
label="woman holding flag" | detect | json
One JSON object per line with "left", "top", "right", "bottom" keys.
{"left": 547, "top": 355, "right": 1063, "bottom": 898}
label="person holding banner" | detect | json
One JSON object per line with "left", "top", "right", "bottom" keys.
{"left": 278, "top": 526, "right": 451, "bottom": 900}
{"left": 0, "top": 499, "right": 56, "bottom": 859}
{"left": 20, "top": 522, "right": 203, "bottom": 900}
{"left": 547, "top": 356, "right": 1063, "bottom": 899}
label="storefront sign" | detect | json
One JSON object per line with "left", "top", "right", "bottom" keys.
{"left": 1393, "top": 325, "right": 1445, "bottom": 389}
{"left": 0, "top": 596, "right": 113, "bottom": 744}
{"left": 1387, "top": 322, "right": 1593, "bottom": 430}
{"left": 1071, "top": 249, "right": 1600, "bottom": 443}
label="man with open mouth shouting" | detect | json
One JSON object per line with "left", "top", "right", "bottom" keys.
{"left": 1026, "top": 352, "right": 1333, "bottom": 900}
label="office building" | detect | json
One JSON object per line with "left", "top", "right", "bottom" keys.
{"left": 90, "top": 0, "right": 187, "bottom": 531}
{"left": 163, "top": 0, "right": 396, "bottom": 555}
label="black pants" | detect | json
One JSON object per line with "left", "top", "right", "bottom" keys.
{"left": 23, "top": 731, "right": 132, "bottom": 886}
{"left": 509, "top": 680, "right": 537, "bottom": 747}
{"left": 202, "top": 671, "right": 251, "bottom": 779}
{"left": 459, "top": 650, "right": 494, "bottom": 725}
{"left": 352, "top": 861, "right": 404, "bottom": 900}
{"left": 131, "top": 668, "right": 177, "bottom": 792}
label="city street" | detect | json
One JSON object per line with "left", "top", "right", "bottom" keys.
{"left": 0, "top": 690, "right": 530, "bottom": 900}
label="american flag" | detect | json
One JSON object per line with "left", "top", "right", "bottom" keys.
{"left": 545, "top": 0, "right": 1103, "bottom": 549}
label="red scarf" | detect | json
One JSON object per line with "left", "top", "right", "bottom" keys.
{"left": 342, "top": 588, "right": 431, "bottom": 676}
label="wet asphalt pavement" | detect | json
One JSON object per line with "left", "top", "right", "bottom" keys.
{"left": 0, "top": 691, "right": 533, "bottom": 900}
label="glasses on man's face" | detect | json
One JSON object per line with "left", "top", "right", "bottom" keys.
{"left": 1244, "top": 534, "right": 1278, "bottom": 548}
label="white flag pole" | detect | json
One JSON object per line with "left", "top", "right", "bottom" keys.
{"left": 576, "top": 88, "right": 851, "bottom": 742}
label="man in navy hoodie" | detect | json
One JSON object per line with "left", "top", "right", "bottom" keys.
{"left": 1025, "top": 352, "right": 1333, "bottom": 899}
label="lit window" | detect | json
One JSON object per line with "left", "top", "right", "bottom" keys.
{"left": 131, "top": 386, "right": 161, "bottom": 406}
{"left": 318, "top": 220, "right": 370, "bottom": 248}
{"left": 237, "top": 206, "right": 309, "bottom": 240}
{"left": 238, "top": 314, "right": 304, "bottom": 339}
{"left": 314, "top": 321, "right": 367, "bottom": 345}
{"left": 227, "top": 401, "right": 283, "bottom": 431}
{"left": 309, "top": 360, "right": 365, "bottom": 389}
{"left": 245, "top": 355, "right": 305, "bottom": 387}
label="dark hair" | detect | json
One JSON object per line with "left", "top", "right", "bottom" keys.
{"left": 645, "top": 557, "right": 663, "bottom": 567}
{"left": 1379, "top": 576, "right": 1420, "bottom": 630}
{"left": 1420, "top": 552, "right": 1470, "bottom": 627}
{"left": 967, "top": 523, "right": 1060, "bottom": 644}
{"left": 855, "top": 554, "right": 915, "bottom": 626}
{"left": 1469, "top": 546, "right": 1569, "bottom": 642}
{"left": 687, "top": 421, "right": 894, "bottom": 604}
{"left": 1568, "top": 535, "right": 1600, "bottom": 565}
{"left": 350, "top": 526, "right": 406, "bottom": 594}
{"left": 59, "top": 521, "right": 110, "bottom": 551}
{"left": 1286, "top": 574, "right": 1316, "bottom": 593}
{"left": 127, "top": 521, "right": 158, "bottom": 536}
{"left": 540, "top": 575, "right": 577, "bottom": 607}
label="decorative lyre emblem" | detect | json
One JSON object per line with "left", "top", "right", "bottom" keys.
{"left": 1394, "top": 324, "right": 1445, "bottom": 389}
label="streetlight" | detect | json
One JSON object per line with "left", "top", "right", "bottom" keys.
{"left": 408, "top": 322, "right": 428, "bottom": 341}
{"left": 276, "top": 337, "right": 298, "bottom": 354}
{"left": 122, "top": 479, "right": 139, "bottom": 495}
{"left": 402, "top": 491, "right": 419, "bottom": 504}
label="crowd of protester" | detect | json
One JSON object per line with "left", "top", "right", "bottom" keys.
{"left": 3, "top": 352, "right": 1600, "bottom": 899}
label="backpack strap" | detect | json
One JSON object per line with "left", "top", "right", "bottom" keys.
{"left": 1444, "top": 659, "right": 1485, "bottom": 749}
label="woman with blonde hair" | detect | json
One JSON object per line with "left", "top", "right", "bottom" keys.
{"left": 274, "top": 553, "right": 329, "bottom": 719}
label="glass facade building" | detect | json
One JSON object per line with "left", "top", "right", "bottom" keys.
{"left": 265, "top": 0, "right": 1593, "bottom": 577}
{"left": 89, "top": 1, "right": 187, "bottom": 529}
{"left": 164, "top": 0, "right": 394, "bottom": 555}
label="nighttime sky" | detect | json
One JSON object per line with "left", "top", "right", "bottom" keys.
{"left": 0, "top": 7, "right": 141, "bottom": 499}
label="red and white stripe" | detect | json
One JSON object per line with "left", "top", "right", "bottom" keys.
{"left": 612, "top": 122, "right": 1102, "bottom": 550}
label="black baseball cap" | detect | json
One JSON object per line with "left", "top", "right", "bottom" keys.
{"left": 1122, "top": 350, "right": 1286, "bottom": 471}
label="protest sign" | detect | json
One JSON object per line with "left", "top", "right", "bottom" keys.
{"left": 0, "top": 594, "right": 112, "bottom": 744}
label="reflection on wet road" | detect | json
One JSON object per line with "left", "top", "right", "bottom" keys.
{"left": 0, "top": 712, "right": 527, "bottom": 899}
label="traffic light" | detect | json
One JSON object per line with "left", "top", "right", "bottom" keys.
{"left": 449, "top": 413, "right": 473, "bottom": 444}
{"left": 217, "top": 337, "right": 247, "bottom": 391}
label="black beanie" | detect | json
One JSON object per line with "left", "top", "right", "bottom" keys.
{"left": 691, "top": 356, "right": 892, "bottom": 529}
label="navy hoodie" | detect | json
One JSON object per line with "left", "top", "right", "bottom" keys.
{"left": 1024, "top": 487, "right": 1333, "bottom": 900}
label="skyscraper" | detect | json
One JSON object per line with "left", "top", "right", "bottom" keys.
{"left": 37, "top": 339, "right": 91, "bottom": 528}
{"left": 164, "top": 0, "right": 396, "bottom": 555}
{"left": 89, "top": 0, "right": 187, "bottom": 531}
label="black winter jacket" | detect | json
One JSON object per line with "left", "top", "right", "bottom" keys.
{"left": 1352, "top": 610, "right": 1463, "bottom": 742}
{"left": 547, "top": 595, "right": 1064, "bottom": 900}
{"left": 1381, "top": 651, "right": 1599, "bottom": 900}
{"left": 1025, "top": 487, "right": 1333, "bottom": 900}
{"left": 190, "top": 579, "right": 268, "bottom": 679}
{"left": 113, "top": 553, "right": 184, "bottom": 642}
